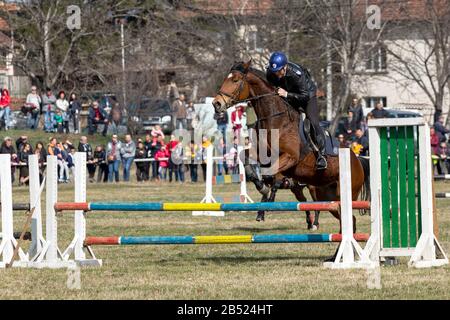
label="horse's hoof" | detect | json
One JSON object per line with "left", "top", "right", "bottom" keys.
{"left": 311, "top": 225, "right": 318, "bottom": 231}
{"left": 307, "top": 224, "right": 313, "bottom": 230}
{"left": 256, "top": 214, "right": 265, "bottom": 222}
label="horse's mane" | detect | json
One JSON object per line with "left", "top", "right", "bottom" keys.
{"left": 230, "top": 62, "right": 273, "bottom": 89}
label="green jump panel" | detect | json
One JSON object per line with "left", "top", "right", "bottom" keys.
{"left": 397, "top": 126, "right": 408, "bottom": 248}
{"left": 389, "top": 126, "right": 400, "bottom": 247}
{"left": 380, "top": 127, "right": 391, "bottom": 248}
{"left": 406, "top": 125, "right": 418, "bottom": 247}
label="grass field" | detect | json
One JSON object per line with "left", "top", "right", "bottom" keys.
{"left": 0, "top": 130, "right": 449, "bottom": 299}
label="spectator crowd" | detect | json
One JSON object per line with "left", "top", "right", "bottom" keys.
{"left": 2, "top": 92, "right": 450, "bottom": 184}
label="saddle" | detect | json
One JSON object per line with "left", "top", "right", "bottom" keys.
{"left": 299, "top": 115, "right": 339, "bottom": 157}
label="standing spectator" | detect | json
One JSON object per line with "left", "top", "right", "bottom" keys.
{"left": 436, "top": 141, "right": 450, "bottom": 174}
{"left": 225, "top": 137, "right": 239, "bottom": 174}
{"left": 186, "top": 101, "right": 196, "bottom": 131}
{"left": 434, "top": 115, "right": 449, "bottom": 141}
{"left": 172, "top": 140, "right": 185, "bottom": 183}
{"left": 342, "top": 111, "right": 357, "bottom": 141}
{"left": 78, "top": 136, "right": 96, "bottom": 182}
{"left": 370, "top": 101, "right": 390, "bottom": 119}
{"left": 354, "top": 128, "right": 369, "bottom": 156}
{"left": 348, "top": 98, "right": 364, "bottom": 129}
{"left": 106, "top": 135, "right": 122, "bottom": 183}
{"left": 88, "top": 101, "right": 109, "bottom": 136}
{"left": 155, "top": 145, "right": 169, "bottom": 181}
{"left": 109, "top": 102, "right": 123, "bottom": 135}
{"left": 18, "top": 143, "right": 33, "bottom": 186}
{"left": 135, "top": 141, "right": 149, "bottom": 182}
{"left": 35, "top": 142, "right": 47, "bottom": 183}
{"left": 56, "top": 91, "right": 70, "bottom": 133}
{"left": 120, "top": 134, "right": 136, "bottom": 182}
{"left": 54, "top": 109, "right": 64, "bottom": 133}
{"left": 172, "top": 94, "right": 187, "bottom": 130}
{"left": 143, "top": 134, "right": 153, "bottom": 180}
{"left": 216, "top": 137, "right": 227, "bottom": 175}
{"left": 0, "top": 88, "right": 11, "bottom": 131}
{"left": 1, "top": 136, "right": 18, "bottom": 183}
{"left": 231, "top": 104, "right": 244, "bottom": 142}
{"left": 214, "top": 109, "right": 228, "bottom": 144}
{"left": 25, "top": 86, "right": 41, "bottom": 130}
{"left": 42, "top": 88, "right": 57, "bottom": 132}
{"left": 186, "top": 140, "right": 201, "bottom": 183}
{"left": 167, "top": 135, "right": 179, "bottom": 182}
{"left": 151, "top": 134, "right": 165, "bottom": 181}
{"left": 430, "top": 127, "right": 441, "bottom": 155}
{"left": 93, "top": 145, "right": 108, "bottom": 183}
{"left": 69, "top": 93, "right": 82, "bottom": 134}
{"left": 201, "top": 136, "right": 212, "bottom": 181}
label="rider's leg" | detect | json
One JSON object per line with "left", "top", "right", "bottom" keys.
{"left": 305, "top": 95, "right": 327, "bottom": 170}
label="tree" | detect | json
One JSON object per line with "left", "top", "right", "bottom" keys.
{"left": 383, "top": 0, "right": 450, "bottom": 121}
{"left": 306, "top": 0, "right": 386, "bottom": 132}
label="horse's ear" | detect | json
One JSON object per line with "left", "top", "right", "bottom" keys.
{"left": 243, "top": 59, "right": 252, "bottom": 72}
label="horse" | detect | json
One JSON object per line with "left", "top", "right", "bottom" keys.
{"left": 212, "top": 60, "right": 366, "bottom": 233}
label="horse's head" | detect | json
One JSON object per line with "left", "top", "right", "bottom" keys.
{"left": 212, "top": 60, "right": 252, "bottom": 113}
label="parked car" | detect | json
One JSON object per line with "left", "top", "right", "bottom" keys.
{"left": 128, "top": 97, "right": 174, "bottom": 134}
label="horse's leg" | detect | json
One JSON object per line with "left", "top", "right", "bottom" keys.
{"left": 257, "top": 174, "right": 290, "bottom": 221}
{"left": 307, "top": 185, "right": 320, "bottom": 230}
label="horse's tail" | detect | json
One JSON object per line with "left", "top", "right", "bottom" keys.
{"left": 358, "top": 156, "right": 371, "bottom": 214}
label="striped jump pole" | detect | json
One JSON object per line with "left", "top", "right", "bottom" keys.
{"left": 84, "top": 233, "right": 370, "bottom": 246}
{"left": 434, "top": 174, "right": 450, "bottom": 180}
{"left": 193, "top": 145, "right": 253, "bottom": 217}
{"left": 435, "top": 193, "right": 450, "bottom": 199}
{"left": 54, "top": 201, "right": 371, "bottom": 212}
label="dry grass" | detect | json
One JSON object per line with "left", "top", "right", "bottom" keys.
{"left": 1, "top": 176, "right": 449, "bottom": 300}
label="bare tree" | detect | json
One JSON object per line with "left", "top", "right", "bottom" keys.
{"left": 306, "top": 0, "right": 386, "bottom": 132}
{"left": 383, "top": 1, "right": 450, "bottom": 121}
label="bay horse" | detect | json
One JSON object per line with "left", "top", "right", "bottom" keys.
{"left": 212, "top": 60, "right": 365, "bottom": 232}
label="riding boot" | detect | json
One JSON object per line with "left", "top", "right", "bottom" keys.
{"left": 314, "top": 129, "right": 328, "bottom": 170}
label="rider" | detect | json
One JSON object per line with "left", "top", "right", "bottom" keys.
{"left": 266, "top": 51, "right": 327, "bottom": 170}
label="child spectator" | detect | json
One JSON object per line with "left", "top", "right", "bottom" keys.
{"left": 54, "top": 109, "right": 64, "bottom": 133}
{"left": 135, "top": 141, "right": 149, "bottom": 182}
{"left": 155, "top": 145, "right": 169, "bottom": 181}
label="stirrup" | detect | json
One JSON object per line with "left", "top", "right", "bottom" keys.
{"left": 316, "top": 156, "right": 328, "bottom": 170}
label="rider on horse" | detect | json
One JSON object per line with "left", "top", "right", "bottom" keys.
{"left": 266, "top": 51, "right": 328, "bottom": 170}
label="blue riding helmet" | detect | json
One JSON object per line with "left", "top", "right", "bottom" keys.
{"left": 268, "top": 52, "right": 288, "bottom": 72}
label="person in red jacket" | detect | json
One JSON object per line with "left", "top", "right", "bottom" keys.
{"left": 155, "top": 145, "right": 169, "bottom": 181}
{"left": 0, "top": 88, "right": 11, "bottom": 130}
{"left": 430, "top": 127, "right": 441, "bottom": 155}
{"left": 231, "top": 104, "right": 245, "bottom": 143}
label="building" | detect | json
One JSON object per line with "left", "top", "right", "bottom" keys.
{"left": 352, "top": 1, "right": 450, "bottom": 123}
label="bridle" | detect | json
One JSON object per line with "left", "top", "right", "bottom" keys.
{"left": 217, "top": 70, "right": 277, "bottom": 108}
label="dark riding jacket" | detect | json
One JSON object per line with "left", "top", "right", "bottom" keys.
{"left": 266, "top": 62, "right": 317, "bottom": 108}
